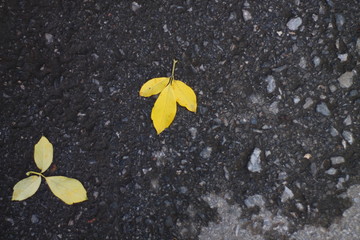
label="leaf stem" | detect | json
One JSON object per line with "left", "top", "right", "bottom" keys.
{"left": 26, "top": 171, "right": 45, "bottom": 178}
{"left": 169, "top": 59, "right": 178, "bottom": 84}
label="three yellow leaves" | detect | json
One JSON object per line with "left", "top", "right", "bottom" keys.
{"left": 140, "top": 60, "right": 197, "bottom": 134}
{"left": 12, "top": 136, "right": 87, "bottom": 205}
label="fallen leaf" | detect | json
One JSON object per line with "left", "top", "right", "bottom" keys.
{"left": 172, "top": 80, "right": 197, "bottom": 112}
{"left": 140, "top": 60, "right": 197, "bottom": 134}
{"left": 12, "top": 175, "right": 41, "bottom": 201}
{"left": 45, "top": 176, "right": 88, "bottom": 205}
{"left": 34, "top": 136, "right": 53, "bottom": 173}
{"left": 151, "top": 84, "right": 177, "bottom": 134}
{"left": 139, "top": 77, "right": 168, "bottom": 97}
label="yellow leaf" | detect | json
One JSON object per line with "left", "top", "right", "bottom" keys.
{"left": 45, "top": 176, "right": 88, "bottom": 205}
{"left": 151, "top": 84, "right": 177, "bottom": 134}
{"left": 172, "top": 80, "right": 197, "bottom": 112}
{"left": 34, "top": 136, "right": 53, "bottom": 173}
{"left": 139, "top": 77, "right": 169, "bottom": 97}
{"left": 12, "top": 175, "right": 41, "bottom": 201}
{"left": 140, "top": 60, "right": 197, "bottom": 134}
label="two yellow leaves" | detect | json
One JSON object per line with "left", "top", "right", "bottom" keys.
{"left": 140, "top": 60, "right": 197, "bottom": 134}
{"left": 12, "top": 136, "right": 87, "bottom": 205}
{"left": 13, "top": 60, "right": 192, "bottom": 204}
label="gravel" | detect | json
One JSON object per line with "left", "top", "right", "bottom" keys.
{"left": 244, "top": 194, "right": 266, "bottom": 208}
{"left": 316, "top": 102, "right": 331, "bottom": 116}
{"left": 247, "top": 148, "right": 262, "bottom": 173}
{"left": 303, "top": 98, "right": 314, "bottom": 109}
{"left": 287, "top": 17, "right": 302, "bottom": 31}
{"left": 281, "top": 186, "right": 294, "bottom": 203}
{"left": 265, "top": 75, "right": 276, "bottom": 93}
{"left": 338, "top": 71, "right": 355, "bottom": 88}
{"left": 1, "top": 1, "right": 359, "bottom": 239}
{"left": 342, "top": 131, "right": 354, "bottom": 145}
{"left": 330, "top": 156, "right": 345, "bottom": 165}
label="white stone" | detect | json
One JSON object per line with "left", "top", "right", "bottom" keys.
{"left": 313, "top": 56, "right": 321, "bottom": 67}
{"left": 303, "top": 97, "right": 314, "bottom": 109}
{"left": 131, "top": 2, "right": 141, "bottom": 11}
{"left": 281, "top": 186, "right": 294, "bottom": 202}
{"left": 189, "top": 127, "right": 197, "bottom": 139}
{"left": 337, "top": 53, "right": 348, "bottom": 62}
{"left": 293, "top": 96, "right": 300, "bottom": 104}
{"left": 330, "top": 126, "right": 339, "bottom": 136}
{"left": 338, "top": 71, "right": 354, "bottom": 88}
{"left": 248, "top": 148, "right": 262, "bottom": 172}
{"left": 242, "top": 9, "right": 252, "bottom": 21}
{"left": 325, "top": 168, "right": 337, "bottom": 175}
{"left": 200, "top": 147, "right": 212, "bottom": 159}
{"left": 269, "top": 101, "right": 279, "bottom": 114}
{"left": 344, "top": 115, "right": 352, "bottom": 126}
{"left": 316, "top": 102, "right": 331, "bottom": 116}
{"left": 45, "top": 33, "right": 53, "bottom": 44}
{"left": 342, "top": 131, "right": 354, "bottom": 145}
{"left": 330, "top": 156, "right": 345, "bottom": 165}
{"left": 299, "top": 57, "right": 307, "bottom": 69}
{"left": 244, "top": 194, "right": 265, "bottom": 208}
{"left": 265, "top": 75, "right": 276, "bottom": 93}
{"left": 287, "top": 17, "right": 302, "bottom": 31}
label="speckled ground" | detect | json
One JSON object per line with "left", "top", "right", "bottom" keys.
{"left": 1, "top": 1, "right": 360, "bottom": 239}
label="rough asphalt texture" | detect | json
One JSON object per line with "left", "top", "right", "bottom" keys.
{"left": 1, "top": 0, "right": 360, "bottom": 239}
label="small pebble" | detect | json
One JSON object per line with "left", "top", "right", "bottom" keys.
{"left": 330, "top": 126, "right": 339, "bottom": 136}
{"left": 188, "top": 127, "right": 197, "bottom": 139}
{"left": 296, "top": 202, "right": 304, "bottom": 211}
{"left": 45, "top": 33, "right": 53, "bottom": 44}
{"left": 338, "top": 71, "right": 354, "bottom": 88}
{"left": 316, "top": 102, "right": 331, "bottom": 116}
{"left": 303, "top": 97, "right": 314, "bottom": 109}
{"left": 93, "top": 191, "right": 99, "bottom": 199}
{"left": 329, "top": 84, "right": 337, "bottom": 92}
{"left": 242, "top": 9, "right": 252, "bottom": 21}
{"left": 330, "top": 156, "right": 345, "bottom": 165}
{"left": 343, "top": 115, "right": 352, "bottom": 126}
{"left": 325, "top": 168, "right": 337, "bottom": 175}
{"left": 313, "top": 56, "right": 321, "bottom": 67}
{"left": 269, "top": 101, "right": 279, "bottom": 114}
{"left": 31, "top": 214, "right": 39, "bottom": 224}
{"left": 265, "top": 75, "right": 276, "bottom": 93}
{"left": 248, "top": 148, "right": 262, "bottom": 173}
{"left": 200, "top": 147, "right": 212, "bottom": 159}
{"left": 287, "top": 17, "right": 302, "bottom": 31}
{"left": 342, "top": 130, "right": 354, "bottom": 145}
{"left": 131, "top": 2, "right": 141, "bottom": 12}
{"left": 299, "top": 57, "right": 307, "bottom": 69}
{"left": 278, "top": 171, "right": 288, "bottom": 180}
{"left": 335, "top": 14, "right": 345, "bottom": 30}
{"left": 281, "top": 186, "right": 294, "bottom": 203}
{"left": 337, "top": 53, "right": 348, "bottom": 62}
{"left": 244, "top": 194, "right": 265, "bottom": 208}
{"left": 223, "top": 166, "right": 230, "bottom": 180}
{"left": 228, "top": 12, "right": 237, "bottom": 21}
{"left": 293, "top": 96, "right": 300, "bottom": 104}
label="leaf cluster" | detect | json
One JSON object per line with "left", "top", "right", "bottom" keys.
{"left": 12, "top": 136, "right": 88, "bottom": 205}
{"left": 140, "top": 60, "right": 197, "bottom": 134}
